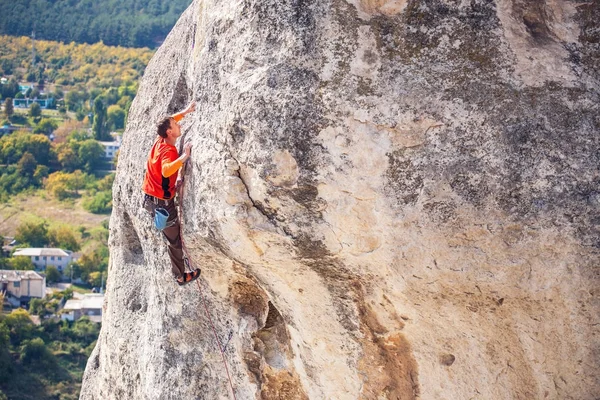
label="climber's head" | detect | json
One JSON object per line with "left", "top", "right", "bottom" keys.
{"left": 157, "top": 117, "right": 181, "bottom": 139}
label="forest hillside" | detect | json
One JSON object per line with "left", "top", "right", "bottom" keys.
{"left": 0, "top": 0, "right": 192, "bottom": 48}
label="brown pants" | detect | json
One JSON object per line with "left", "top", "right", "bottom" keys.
{"left": 143, "top": 195, "right": 186, "bottom": 279}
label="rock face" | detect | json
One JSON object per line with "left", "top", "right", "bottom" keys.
{"left": 80, "top": 0, "right": 599, "bottom": 399}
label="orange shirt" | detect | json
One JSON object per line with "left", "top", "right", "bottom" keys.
{"left": 142, "top": 138, "right": 182, "bottom": 200}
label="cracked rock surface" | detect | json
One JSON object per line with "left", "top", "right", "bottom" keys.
{"left": 81, "top": 0, "right": 599, "bottom": 398}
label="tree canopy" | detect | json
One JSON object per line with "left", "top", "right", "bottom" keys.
{"left": 15, "top": 221, "right": 49, "bottom": 247}
{"left": 0, "top": 36, "right": 152, "bottom": 93}
{"left": 0, "top": 0, "right": 192, "bottom": 48}
{"left": 0, "top": 305, "right": 101, "bottom": 399}
{"left": 0, "top": 131, "right": 52, "bottom": 165}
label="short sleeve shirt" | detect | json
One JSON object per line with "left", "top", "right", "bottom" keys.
{"left": 142, "top": 138, "right": 179, "bottom": 200}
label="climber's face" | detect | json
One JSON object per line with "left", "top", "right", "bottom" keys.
{"left": 167, "top": 118, "right": 181, "bottom": 138}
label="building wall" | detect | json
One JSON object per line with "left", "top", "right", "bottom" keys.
{"left": 31, "top": 255, "right": 71, "bottom": 271}
{"left": 7, "top": 281, "right": 21, "bottom": 298}
{"left": 25, "top": 279, "right": 45, "bottom": 298}
{"left": 5, "top": 278, "right": 45, "bottom": 299}
{"left": 102, "top": 143, "right": 120, "bottom": 159}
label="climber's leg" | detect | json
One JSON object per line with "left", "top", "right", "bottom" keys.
{"left": 161, "top": 201, "right": 186, "bottom": 279}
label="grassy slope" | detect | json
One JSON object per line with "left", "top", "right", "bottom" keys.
{"left": 0, "top": 190, "right": 108, "bottom": 252}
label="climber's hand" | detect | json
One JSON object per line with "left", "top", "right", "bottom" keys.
{"left": 183, "top": 143, "right": 192, "bottom": 162}
{"left": 185, "top": 102, "right": 196, "bottom": 115}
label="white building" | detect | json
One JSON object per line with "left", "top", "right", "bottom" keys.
{"left": 62, "top": 293, "right": 104, "bottom": 323}
{"left": 12, "top": 248, "right": 72, "bottom": 272}
{"left": 98, "top": 137, "right": 121, "bottom": 160}
{"left": 0, "top": 270, "right": 46, "bottom": 305}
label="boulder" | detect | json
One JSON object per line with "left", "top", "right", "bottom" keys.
{"left": 81, "top": 0, "right": 599, "bottom": 398}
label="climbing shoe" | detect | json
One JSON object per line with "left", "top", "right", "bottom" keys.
{"left": 176, "top": 268, "right": 201, "bottom": 286}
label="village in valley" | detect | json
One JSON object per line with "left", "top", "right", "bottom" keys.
{"left": 0, "top": 30, "right": 149, "bottom": 400}
{"left": 1, "top": 245, "right": 104, "bottom": 324}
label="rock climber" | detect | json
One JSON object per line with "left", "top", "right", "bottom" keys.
{"left": 142, "top": 102, "right": 201, "bottom": 286}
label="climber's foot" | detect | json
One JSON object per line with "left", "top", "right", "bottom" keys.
{"left": 176, "top": 268, "right": 201, "bottom": 286}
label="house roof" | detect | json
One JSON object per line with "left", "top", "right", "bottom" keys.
{"left": 98, "top": 141, "right": 121, "bottom": 147}
{"left": 0, "top": 270, "right": 44, "bottom": 281}
{"left": 64, "top": 293, "right": 104, "bottom": 311}
{"left": 63, "top": 299, "right": 81, "bottom": 310}
{"left": 13, "top": 248, "right": 70, "bottom": 257}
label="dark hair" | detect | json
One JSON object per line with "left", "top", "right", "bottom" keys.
{"left": 157, "top": 117, "right": 172, "bottom": 138}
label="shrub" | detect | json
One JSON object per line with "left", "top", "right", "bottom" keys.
{"left": 45, "top": 266, "right": 62, "bottom": 284}
{"left": 82, "top": 191, "right": 112, "bottom": 214}
{"left": 33, "top": 118, "right": 58, "bottom": 135}
{"left": 21, "top": 337, "right": 57, "bottom": 370}
{"left": 7, "top": 256, "right": 35, "bottom": 271}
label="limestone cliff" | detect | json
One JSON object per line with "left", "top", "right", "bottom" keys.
{"left": 80, "top": 0, "right": 599, "bottom": 399}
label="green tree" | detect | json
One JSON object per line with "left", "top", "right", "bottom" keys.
{"left": 78, "top": 139, "right": 104, "bottom": 172}
{"left": 0, "top": 79, "right": 18, "bottom": 99}
{"left": 3, "top": 98, "right": 13, "bottom": 119}
{"left": 0, "top": 323, "right": 12, "bottom": 383}
{"left": 33, "top": 118, "right": 58, "bottom": 135}
{"left": 29, "top": 102, "right": 42, "bottom": 118}
{"left": 62, "top": 287, "right": 74, "bottom": 300}
{"left": 92, "top": 97, "right": 109, "bottom": 140}
{"left": 117, "top": 95, "right": 132, "bottom": 110}
{"left": 45, "top": 266, "right": 61, "bottom": 284}
{"left": 16, "top": 152, "right": 37, "bottom": 177}
{"left": 88, "top": 271, "right": 102, "bottom": 287}
{"left": 53, "top": 87, "right": 64, "bottom": 99}
{"left": 8, "top": 256, "right": 35, "bottom": 270}
{"left": 48, "top": 226, "right": 80, "bottom": 251}
{"left": 45, "top": 170, "right": 90, "bottom": 199}
{"left": 0, "top": 132, "right": 53, "bottom": 165}
{"left": 21, "top": 337, "right": 57, "bottom": 370}
{"left": 64, "top": 263, "right": 80, "bottom": 281}
{"left": 3, "top": 309, "right": 34, "bottom": 345}
{"left": 103, "top": 87, "right": 119, "bottom": 106}
{"left": 70, "top": 317, "right": 100, "bottom": 343}
{"left": 56, "top": 144, "right": 80, "bottom": 172}
{"left": 15, "top": 221, "right": 49, "bottom": 247}
{"left": 95, "top": 173, "right": 115, "bottom": 191}
{"left": 0, "top": 254, "right": 8, "bottom": 269}
{"left": 65, "top": 90, "right": 84, "bottom": 112}
{"left": 45, "top": 171, "right": 73, "bottom": 200}
{"left": 33, "top": 165, "right": 49, "bottom": 182}
{"left": 76, "top": 246, "right": 108, "bottom": 283}
{"left": 67, "top": 170, "right": 87, "bottom": 193}
{"left": 107, "top": 104, "right": 125, "bottom": 130}
{"left": 83, "top": 191, "right": 112, "bottom": 214}
{"left": 28, "top": 298, "right": 46, "bottom": 316}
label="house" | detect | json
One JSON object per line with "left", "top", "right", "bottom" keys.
{"left": 0, "top": 270, "right": 46, "bottom": 306}
{"left": 98, "top": 137, "right": 121, "bottom": 160}
{"left": 61, "top": 293, "right": 104, "bottom": 323}
{"left": 12, "top": 248, "right": 72, "bottom": 272}
{"left": 13, "top": 98, "right": 54, "bottom": 109}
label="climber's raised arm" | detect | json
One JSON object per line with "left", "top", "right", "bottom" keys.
{"left": 171, "top": 102, "right": 196, "bottom": 122}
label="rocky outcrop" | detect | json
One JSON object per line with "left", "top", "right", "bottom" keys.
{"left": 80, "top": 0, "right": 599, "bottom": 399}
